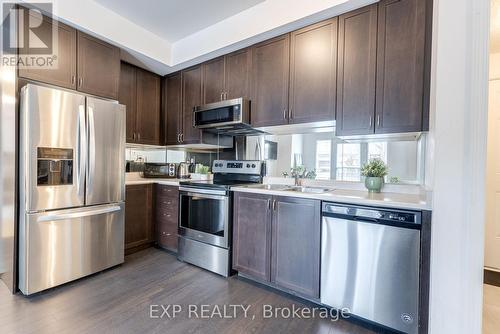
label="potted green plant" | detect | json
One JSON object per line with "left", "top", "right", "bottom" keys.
{"left": 361, "top": 158, "right": 388, "bottom": 193}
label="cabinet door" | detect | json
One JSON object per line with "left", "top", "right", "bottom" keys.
{"left": 136, "top": 68, "right": 161, "bottom": 145}
{"left": 202, "top": 56, "right": 225, "bottom": 104}
{"left": 233, "top": 192, "right": 272, "bottom": 281}
{"left": 119, "top": 62, "right": 137, "bottom": 143}
{"left": 225, "top": 48, "right": 252, "bottom": 100}
{"left": 182, "top": 65, "right": 202, "bottom": 143}
{"left": 77, "top": 32, "right": 120, "bottom": 99}
{"left": 165, "top": 73, "right": 182, "bottom": 145}
{"left": 251, "top": 34, "right": 290, "bottom": 127}
{"left": 289, "top": 18, "right": 337, "bottom": 124}
{"left": 155, "top": 185, "right": 179, "bottom": 252}
{"left": 18, "top": 14, "right": 77, "bottom": 90}
{"left": 125, "top": 184, "right": 153, "bottom": 253}
{"left": 271, "top": 197, "right": 320, "bottom": 299}
{"left": 375, "top": 0, "right": 427, "bottom": 134}
{"left": 336, "top": 5, "right": 378, "bottom": 136}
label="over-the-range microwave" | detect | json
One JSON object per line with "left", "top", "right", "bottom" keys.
{"left": 193, "top": 98, "right": 265, "bottom": 136}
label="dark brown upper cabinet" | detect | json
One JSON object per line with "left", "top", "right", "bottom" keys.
{"left": 181, "top": 65, "right": 202, "bottom": 143}
{"left": 202, "top": 56, "right": 226, "bottom": 104}
{"left": 336, "top": 4, "right": 378, "bottom": 136}
{"left": 225, "top": 48, "right": 252, "bottom": 100}
{"left": 119, "top": 63, "right": 136, "bottom": 143}
{"left": 375, "top": 0, "right": 428, "bottom": 134}
{"left": 271, "top": 196, "right": 320, "bottom": 299}
{"left": 18, "top": 13, "right": 77, "bottom": 90}
{"left": 119, "top": 62, "right": 161, "bottom": 145}
{"left": 77, "top": 32, "right": 120, "bottom": 99}
{"left": 233, "top": 192, "right": 272, "bottom": 282}
{"left": 251, "top": 34, "right": 290, "bottom": 127}
{"left": 289, "top": 18, "right": 337, "bottom": 125}
{"left": 164, "top": 73, "right": 182, "bottom": 145}
{"left": 136, "top": 68, "right": 161, "bottom": 145}
{"left": 201, "top": 49, "right": 253, "bottom": 104}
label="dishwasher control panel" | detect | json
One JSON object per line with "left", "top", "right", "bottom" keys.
{"left": 322, "top": 203, "right": 421, "bottom": 225}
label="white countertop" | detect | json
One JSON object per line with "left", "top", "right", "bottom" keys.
{"left": 231, "top": 186, "right": 431, "bottom": 211}
{"left": 125, "top": 173, "right": 181, "bottom": 186}
{"left": 125, "top": 173, "right": 431, "bottom": 211}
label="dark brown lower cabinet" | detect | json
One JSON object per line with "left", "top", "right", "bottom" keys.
{"left": 155, "top": 185, "right": 179, "bottom": 252}
{"left": 271, "top": 196, "right": 321, "bottom": 299}
{"left": 125, "top": 184, "right": 153, "bottom": 254}
{"left": 233, "top": 192, "right": 272, "bottom": 281}
{"left": 232, "top": 192, "right": 320, "bottom": 299}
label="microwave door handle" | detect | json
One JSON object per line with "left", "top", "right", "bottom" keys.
{"left": 87, "top": 105, "right": 95, "bottom": 197}
{"left": 76, "top": 105, "right": 86, "bottom": 198}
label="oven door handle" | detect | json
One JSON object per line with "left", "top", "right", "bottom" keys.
{"left": 179, "top": 186, "right": 227, "bottom": 196}
{"left": 184, "top": 192, "right": 228, "bottom": 201}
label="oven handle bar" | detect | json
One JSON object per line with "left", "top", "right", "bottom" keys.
{"left": 183, "top": 193, "right": 228, "bottom": 201}
{"left": 179, "top": 186, "right": 227, "bottom": 197}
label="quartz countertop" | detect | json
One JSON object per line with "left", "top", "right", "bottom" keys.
{"left": 125, "top": 173, "right": 181, "bottom": 186}
{"left": 231, "top": 185, "right": 431, "bottom": 211}
{"left": 125, "top": 173, "right": 431, "bottom": 211}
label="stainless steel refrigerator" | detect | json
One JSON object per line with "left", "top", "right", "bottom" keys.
{"left": 18, "top": 84, "right": 126, "bottom": 295}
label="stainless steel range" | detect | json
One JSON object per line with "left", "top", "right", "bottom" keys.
{"left": 177, "top": 160, "right": 264, "bottom": 276}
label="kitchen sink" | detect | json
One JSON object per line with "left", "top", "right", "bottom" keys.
{"left": 245, "top": 184, "right": 292, "bottom": 191}
{"left": 284, "top": 186, "right": 334, "bottom": 194}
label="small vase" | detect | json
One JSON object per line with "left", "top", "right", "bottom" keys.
{"left": 364, "top": 177, "right": 384, "bottom": 193}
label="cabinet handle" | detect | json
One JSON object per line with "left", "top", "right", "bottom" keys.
{"left": 137, "top": 133, "right": 141, "bottom": 140}
{"left": 369, "top": 116, "right": 373, "bottom": 127}
{"left": 132, "top": 133, "right": 136, "bottom": 140}
{"left": 71, "top": 75, "right": 76, "bottom": 85}
{"left": 78, "top": 77, "right": 83, "bottom": 87}
{"left": 224, "top": 92, "right": 228, "bottom": 100}
{"left": 220, "top": 92, "right": 224, "bottom": 101}
{"left": 283, "top": 109, "right": 287, "bottom": 120}
{"left": 289, "top": 108, "right": 293, "bottom": 120}
{"left": 180, "top": 134, "right": 184, "bottom": 142}
{"left": 267, "top": 199, "right": 271, "bottom": 211}
{"left": 376, "top": 115, "right": 380, "bottom": 127}
{"left": 272, "top": 199, "right": 276, "bottom": 211}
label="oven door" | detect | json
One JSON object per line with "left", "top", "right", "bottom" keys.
{"left": 179, "top": 187, "right": 230, "bottom": 248}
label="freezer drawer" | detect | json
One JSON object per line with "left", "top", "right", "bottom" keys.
{"left": 321, "top": 214, "right": 420, "bottom": 334}
{"left": 19, "top": 203, "right": 124, "bottom": 295}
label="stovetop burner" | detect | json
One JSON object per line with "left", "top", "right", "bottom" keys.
{"left": 180, "top": 160, "right": 265, "bottom": 190}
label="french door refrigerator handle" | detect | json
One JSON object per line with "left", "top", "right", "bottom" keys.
{"left": 37, "top": 205, "right": 122, "bottom": 222}
{"left": 87, "top": 105, "right": 96, "bottom": 197}
{"left": 76, "top": 105, "right": 87, "bottom": 198}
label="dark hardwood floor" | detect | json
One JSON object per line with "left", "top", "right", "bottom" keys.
{"left": 0, "top": 248, "right": 375, "bottom": 334}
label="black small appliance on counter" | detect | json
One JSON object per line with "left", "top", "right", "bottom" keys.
{"left": 143, "top": 163, "right": 178, "bottom": 178}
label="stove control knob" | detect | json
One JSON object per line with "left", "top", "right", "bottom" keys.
{"left": 246, "top": 164, "right": 251, "bottom": 168}
{"left": 251, "top": 164, "right": 256, "bottom": 168}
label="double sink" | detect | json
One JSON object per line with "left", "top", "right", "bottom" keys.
{"left": 242, "top": 184, "right": 334, "bottom": 194}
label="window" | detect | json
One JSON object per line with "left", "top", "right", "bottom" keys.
{"left": 368, "top": 142, "right": 388, "bottom": 163}
{"left": 315, "top": 140, "right": 331, "bottom": 180}
{"left": 336, "top": 143, "right": 361, "bottom": 181}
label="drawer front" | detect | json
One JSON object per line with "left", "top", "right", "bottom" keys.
{"left": 156, "top": 208, "right": 178, "bottom": 225}
{"left": 156, "top": 185, "right": 179, "bottom": 199}
{"left": 156, "top": 196, "right": 178, "bottom": 208}
{"left": 157, "top": 222, "right": 178, "bottom": 250}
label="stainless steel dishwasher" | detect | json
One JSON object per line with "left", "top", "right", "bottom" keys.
{"left": 321, "top": 202, "right": 421, "bottom": 334}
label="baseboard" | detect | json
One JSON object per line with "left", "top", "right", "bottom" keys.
{"left": 484, "top": 269, "right": 500, "bottom": 287}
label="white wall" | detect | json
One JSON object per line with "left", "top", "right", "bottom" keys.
{"left": 427, "top": 0, "right": 490, "bottom": 333}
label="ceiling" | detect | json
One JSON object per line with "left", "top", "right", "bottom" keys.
{"left": 491, "top": 0, "right": 500, "bottom": 53}
{"left": 95, "top": 0, "right": 265, "bottom": 43}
